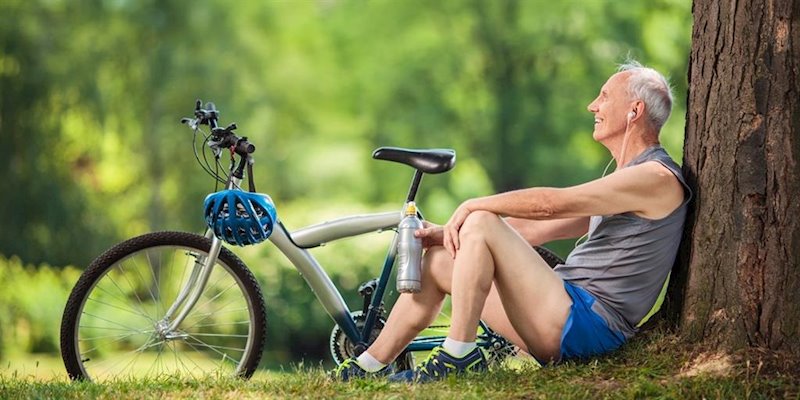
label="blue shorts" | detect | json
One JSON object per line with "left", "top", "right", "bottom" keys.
{"left": 557, "top": 281, "right": 626, "bottom": 361}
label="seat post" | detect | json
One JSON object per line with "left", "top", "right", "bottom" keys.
{"left": 406, "top": 169, "right": 424, "bottom": 203}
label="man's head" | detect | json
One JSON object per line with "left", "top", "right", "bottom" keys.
{"left": 588, "top": 60, "right": 673, "bottom": 142}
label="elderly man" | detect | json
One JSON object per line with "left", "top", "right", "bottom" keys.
{"left": 333, "top": 60, "right": 690, "bottom": 382}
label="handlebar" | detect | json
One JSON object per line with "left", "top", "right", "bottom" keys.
{"left": 181, "top": 99, "right": 257, "bottom": 189}
{"left": 181, "top": 99, "right": 255, "bottom": 157}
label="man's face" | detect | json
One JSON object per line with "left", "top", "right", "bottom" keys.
{"left": 587, "top": 72, "right": 633, "bottom": 142}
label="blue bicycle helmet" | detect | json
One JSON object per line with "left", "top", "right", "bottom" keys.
{"left": 203, "top": 190, "right": 278, "bottom": 246}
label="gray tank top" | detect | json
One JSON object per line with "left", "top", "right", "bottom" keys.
{"left": 554, "top": 146, "right": 691, "bottom": 338}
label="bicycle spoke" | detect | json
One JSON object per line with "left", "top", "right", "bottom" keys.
{"left": 79, "top": 325, "right": 151, "bottom": 332}
{"left": 79, "top": 330, "right": 149, "bottom": 342}
{"left": 181, "top": 339, "right": 226, "bottom": 372}
{"left": 170, "top": 341, "right": 199, "bottom": 379}
{"left": 192, "top": 320, "right": 250, "bottom": 328}
{"left": 81, "top": 311, "right": 150, "bottom": 334}
{"left": 67, "top": 236, "right": 263, "bottom": 381}
{"left": 131, "top": 252, "right": 161, "bottom": 313}
{"left": 79, "top": 330, "right": 152, "bottom": 356}
{"left": 192, "top": 280, "right": 238, "bottom": 314}
{"left": 90, "top": 336, "right": 157, "bottom": 380}
{"left": 182, "top": 335, "right": 243, "bottom": 373}
{"left": 144, "top": 249, "right": 163, "bottom": 317}
{"left": 105, "top": 273, "right": 156, "bottom": 325}
{"left": 93, "top": 283, "right": 153, "bottom": 321}
{"left": 117, "top": 263, "right": 153, "bottom": 321}
{"left": 86, "top": 296, "right": 154, "bottom": 321}
{"left": 183, "top": 298, "right": 247, "bottom": 330}
{"left": 146, "top": 348, "right": 160, "bottom": 377}
{"left": 188, "top": 332, "right": 249, "bottom": 338}
{"left": 183, "top": 333, "right": 247, "bottom": 354}
{"left": 182, "top": 306, "right": 249, "bottom": 333}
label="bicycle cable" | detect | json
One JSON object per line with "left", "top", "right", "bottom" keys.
{"left": 192, "top": 126, "right": 219, "bottom": 181}
{"left": 191, "top": 125, "right": 230, "bottom": 185}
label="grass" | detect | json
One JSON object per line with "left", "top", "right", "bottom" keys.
{"left": 1, "top": 327, "right": 798, "bottom": 399}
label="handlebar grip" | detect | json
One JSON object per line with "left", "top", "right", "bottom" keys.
{"left": 236, "top": 139, "right": 255, "bottom": 154}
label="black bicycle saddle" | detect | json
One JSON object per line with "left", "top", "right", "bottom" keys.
{"left": 372, "top": 147, "right": 456, "bottom": 174}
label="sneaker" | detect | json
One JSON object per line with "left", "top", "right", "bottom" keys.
{"left": 388, "top": 346, "right": 487, "bottom": 383}
{"left": 329, "top": 358, "right": 391, "bottom": 381}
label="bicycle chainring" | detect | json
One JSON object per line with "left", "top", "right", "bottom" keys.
{"left": 485, "top": 334, "right": 520, "bottom": 366}
{"left": 329, "top": 311, "right": 384, "bottom": 365}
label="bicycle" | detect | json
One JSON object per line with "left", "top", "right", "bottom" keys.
{"left": 60, "top": 100, "right": 564, "bottom": 381}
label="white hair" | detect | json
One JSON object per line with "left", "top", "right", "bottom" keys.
{"left": 617, "top": 60, "right": 674, "bottom": 132}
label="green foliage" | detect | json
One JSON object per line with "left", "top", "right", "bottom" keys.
{"left": 0, "top": 0, "right": 692, "bottom": 363}
{"left": 1, "top": 0, "right": 691, "bottom": 266}
{"left": 0, "top": 256, "right": 81, "bottom": 357}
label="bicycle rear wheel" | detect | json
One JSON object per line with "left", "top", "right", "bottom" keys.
{"left": 60, "top": 231, "right": 267, "bottom": 381}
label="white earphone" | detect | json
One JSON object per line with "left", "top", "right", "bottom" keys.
{"left": 618, "top": 110, "right": 637, "bottom": 170}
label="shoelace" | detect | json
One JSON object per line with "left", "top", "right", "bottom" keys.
{"left": 416, "top": 347, "right": 450, "bottom": 376}
{"left": 334, "top": 358, "right": 360, "bottom": 377}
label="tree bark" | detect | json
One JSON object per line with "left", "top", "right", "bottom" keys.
{"left": 674, "top": 0, "right": 800, "bottom": 353}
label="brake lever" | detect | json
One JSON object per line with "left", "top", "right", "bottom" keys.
{"left": 207, "top": 137, "right": 224, "bottom": 159}
{"left": 180, "top": 117, "right": 200, "bottom": 130}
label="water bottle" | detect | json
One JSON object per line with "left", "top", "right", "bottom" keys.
{"left": 396, "top": 201, "right": 424, "bottom": 293}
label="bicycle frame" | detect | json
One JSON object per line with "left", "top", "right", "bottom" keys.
{"left": 165, "top": 205, "right": 502, "bottom": 357}
{"left": 272, "top": 212, "right": 503, "bottom": 352}
{"left": 272, "top": 211, "right": 403, "bottom": 346}
{"left": 159, "top": 132, "right": 497, "bottom": 358}
{"left": 161, "top": 174, "right": 402, "bottom": 347}
{"left": 278, "top": 211, "right": 502, "bottom": 354}
{"left": 164, "top": 211, "right": 403, "bottom": 346}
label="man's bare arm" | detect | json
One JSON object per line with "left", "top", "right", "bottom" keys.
{"left": 461, "top": 161, "right": 684, "bottom": 221}
{"left": 506, "top": 217, "right": 589, "bottom": 246}
{"left": 441, "top": 161, "right": 685, "bottom": 255}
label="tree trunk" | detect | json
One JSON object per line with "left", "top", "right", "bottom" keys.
{"left": 673, "top": 0, "right": 800, "bottom": 353}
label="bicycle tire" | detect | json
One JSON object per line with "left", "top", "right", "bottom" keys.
{"left": 534, "top": 245, "right": 565, "bottom": 268}
{"left": 60, "top": 231, "right": 267, "bottom": 381}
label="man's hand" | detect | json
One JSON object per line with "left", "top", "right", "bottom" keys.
{"left": 414, "top": 221, "right": 444, "bottom": 249}
{"left": 443, "top": 200, "right": 476, "bottom": 258}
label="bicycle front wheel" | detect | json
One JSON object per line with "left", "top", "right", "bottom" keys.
{"left": 60, "top": 231, "right": 267, "bottom": 381}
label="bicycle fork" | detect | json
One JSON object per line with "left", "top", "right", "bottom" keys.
{"left": 158, "top": 179, "right": 239, "bottom": 338}
{"left": 155, "top": 230, "right": 224, "bottom": 339}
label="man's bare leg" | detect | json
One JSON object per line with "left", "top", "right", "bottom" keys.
{"left": 366, "top": 247, "right": 452, "bottom": 363}
{"left": 449, "top": 211, "right": 572, "bottom": 361}
{"left": 366, "top": 210, "right": 571, "bottom": 364}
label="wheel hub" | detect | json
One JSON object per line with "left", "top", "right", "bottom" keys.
{"left": 155, "top": 319, "right": 188, "bottom": 341}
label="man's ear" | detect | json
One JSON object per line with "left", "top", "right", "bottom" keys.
{"left": 631, "top": 101, "right": 645, "bottom": 121}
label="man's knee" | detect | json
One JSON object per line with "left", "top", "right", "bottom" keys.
{"left": 460, "top": 210, "right": 501, "bottom": 240}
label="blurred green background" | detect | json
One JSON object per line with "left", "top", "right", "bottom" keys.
{"left": 0, "top": 0, "right": 691, "bottom": 371}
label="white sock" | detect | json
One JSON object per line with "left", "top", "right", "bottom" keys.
{"left": 356, "top": 351, "right": 387, "bottom": 372}
{"left": 443, "top": 337, "right": 477, "bottom": 358}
